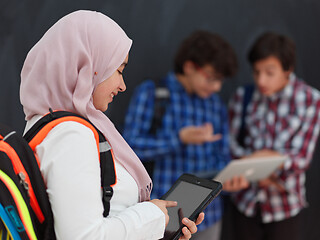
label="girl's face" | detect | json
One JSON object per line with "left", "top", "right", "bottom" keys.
{"left": 252, "top": 56, "right": 291, "bottom": 96}
{"left": 93, "top": 54, "right": 128, "bottom": 112}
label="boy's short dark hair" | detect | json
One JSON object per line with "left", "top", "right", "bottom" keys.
{"left": 174, "top": 30, "right": 237, "bottom": 78}
{"left": 248, "top": 32, "right": 296, "bottom": 71}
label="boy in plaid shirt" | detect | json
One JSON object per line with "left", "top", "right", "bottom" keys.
{"left": 228, "top": 32, "right": 320, "bottom": 240}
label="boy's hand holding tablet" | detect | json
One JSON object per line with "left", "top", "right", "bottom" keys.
{"left": 215, "top": 154, "right": 287, "bottom": 192}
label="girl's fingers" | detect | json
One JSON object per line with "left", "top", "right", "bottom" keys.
{"left": 165, "top": 200, "right": 178, "bottom": 208}
{"left": 182, "top": 218, "right": 197, "bottom": 234}
{"left": 180, "top": 226, "right": 192, "bottom": 240}
{"left": 195, "top": 212, "right": 205, "bottom": 225}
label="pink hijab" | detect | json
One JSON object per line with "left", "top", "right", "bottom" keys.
{"left": 20, "top": 10, "right": 152, "bottom": 201}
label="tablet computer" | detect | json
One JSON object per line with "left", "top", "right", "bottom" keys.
{"left": 160, "top": 173, "right": 222, "bottom": 240}
{"left": 214, "top": 155, "right": 287, "bottom": 183}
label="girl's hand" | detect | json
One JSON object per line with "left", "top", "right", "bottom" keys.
{"left": 149, "top": 199, "right": 177, "bottom": 226}
{"left": 179, "top": 212, "right": 205, "bottom": 240}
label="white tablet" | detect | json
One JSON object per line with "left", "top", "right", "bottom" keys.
{"left": 214, "top": 155, "right": 287, "bottom": 183}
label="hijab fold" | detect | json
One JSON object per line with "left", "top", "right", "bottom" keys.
{"left": 20, "top": 10, "right": 152, "bottom": 201}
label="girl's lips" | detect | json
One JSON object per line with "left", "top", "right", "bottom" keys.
{"left": 110, "top": 92, "right": 117, "bottom": 102}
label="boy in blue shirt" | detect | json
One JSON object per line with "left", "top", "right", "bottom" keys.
{"left": 123, "top": 30, "right": 239, "bottom": 239}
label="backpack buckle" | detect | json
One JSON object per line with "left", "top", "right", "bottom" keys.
{"left": 102, "top": 186, "right": 113, "bottom": 201}
{"left": 102, "top": 186, "right": 113, "bottom": 217}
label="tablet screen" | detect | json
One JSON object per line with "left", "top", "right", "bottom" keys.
{"left": 164, "top": 181, "right": 213, "bottom": 232}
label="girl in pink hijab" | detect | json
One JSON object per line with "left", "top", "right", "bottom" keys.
{"left": 20, "top": 10, "right": 203, "bottom": 239}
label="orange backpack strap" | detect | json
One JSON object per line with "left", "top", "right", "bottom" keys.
{"left": 23, "top": 109, "right": 116, "bottom": 217}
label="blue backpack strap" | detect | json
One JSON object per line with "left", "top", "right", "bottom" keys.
{"left": 0, "top": 203, "right": 21, "bottom": 240}
{"left": 237, "top": 84, "right": 255, "bottom": 147}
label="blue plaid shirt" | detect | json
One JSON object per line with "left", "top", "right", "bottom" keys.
{"left": 123, "top": 72, "right": 230, "bottom": 230}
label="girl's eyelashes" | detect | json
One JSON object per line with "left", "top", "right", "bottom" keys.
{"left": 117, "top": 70, "right": 123, "bottom": 75}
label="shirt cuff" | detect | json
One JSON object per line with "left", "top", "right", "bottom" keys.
{"left": 134, "top": 201, "right": 166, "bottom": 239}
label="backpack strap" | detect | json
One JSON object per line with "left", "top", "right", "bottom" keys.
{"left": 149, "top": 79, "right": 170, "bottom": 135}
{"left": 237, "top": 84, "right": 255, "bottom": 147}
{"left": 23, "top": 110, "right": 116, "bottom": 218}
{"left": 142, "top": 80, "right": 170, "bottom": 178}
{"left": 1, "top": 202, "right": 22, "bottom": 240}
{"left": 0, "top": 173, "right": 37, "bottom": 240}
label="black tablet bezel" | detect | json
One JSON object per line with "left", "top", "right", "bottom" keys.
{"left": 160, "top": 173, "right": 222, "bottom": 240}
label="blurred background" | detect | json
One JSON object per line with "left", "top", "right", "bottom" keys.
{"left": 1, "top": 0, "right": 319, "bottom": 239}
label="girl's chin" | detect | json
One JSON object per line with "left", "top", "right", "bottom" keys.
{"left": 101, "top": 103, "right": 109, "bottom": 112}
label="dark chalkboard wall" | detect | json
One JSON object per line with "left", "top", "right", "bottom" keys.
{"left": 1, "top": 0, "right": 319, "bottom": 239}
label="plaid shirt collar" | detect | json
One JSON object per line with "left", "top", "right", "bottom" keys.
{"left": 254, "top": 72, "right": 297, "bottom": 103}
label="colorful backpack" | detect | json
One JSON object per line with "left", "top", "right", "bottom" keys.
{"left": 0, "top": 110, "right": 116, "bottom": 240}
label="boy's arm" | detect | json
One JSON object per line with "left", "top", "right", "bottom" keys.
{"left": 255, "top": 99, "right": 320, "bottom": 192}
{"left": 278, "top": 100, "right": 320, "bottom": 178}
{"left": 123, "top": 81, "right": 180, "bottom": 161}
